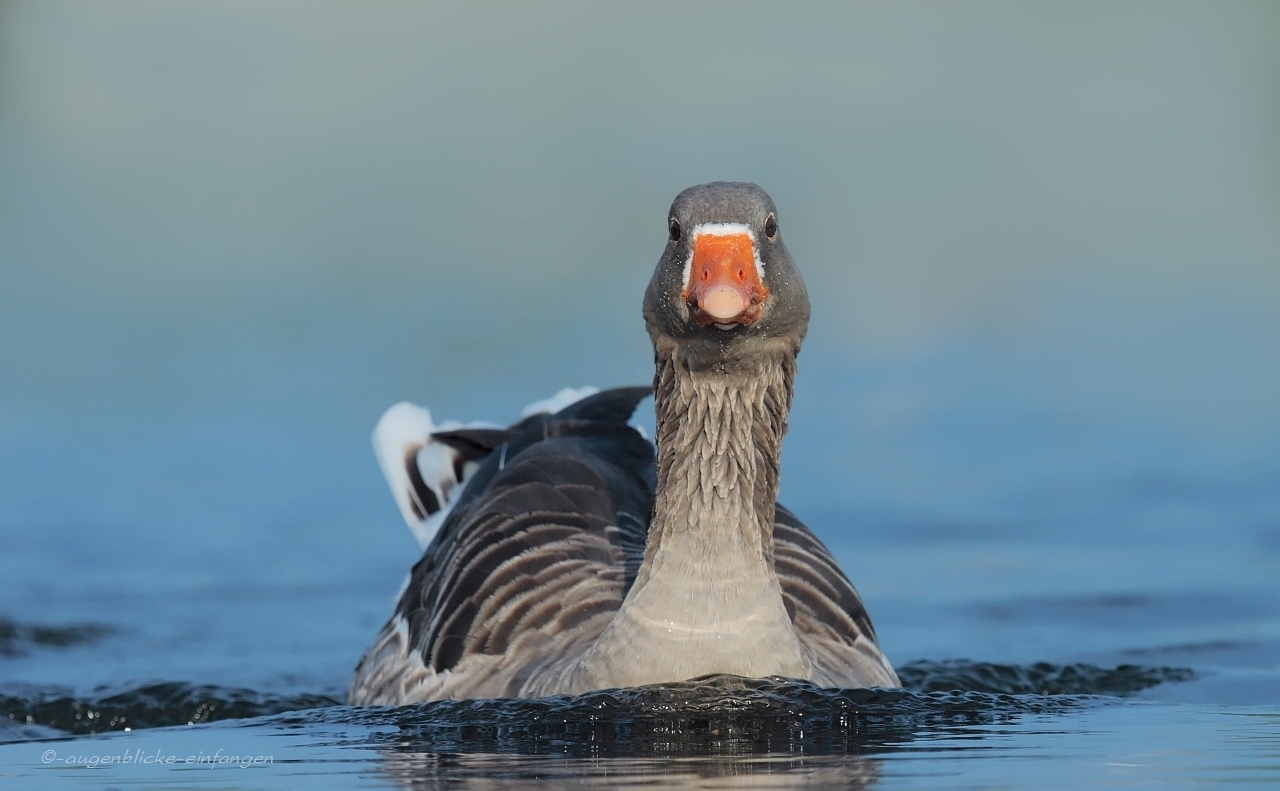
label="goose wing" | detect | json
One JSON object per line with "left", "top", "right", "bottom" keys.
{"left": 774, "top": 505, "right": 900, "bottom": 687}
{"left": 350, "top": 387, "right": 653, "bottom": 704}
{"left": 370, "top": 403, "right": 508, "bottom": 549}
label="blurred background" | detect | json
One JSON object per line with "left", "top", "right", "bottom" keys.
{"left": 1, "top": 1, "right": 1277, "bottom": 693}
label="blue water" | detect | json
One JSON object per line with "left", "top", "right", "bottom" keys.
{"left": 2, "top": 2, "right": 1279, "bottom": 788}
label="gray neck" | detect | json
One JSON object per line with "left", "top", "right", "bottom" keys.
{"left": 638, "top": 344, "right": 796, "bottom": 586}
{"left": 558, "top": 341, "right": 810, "bottom": 692}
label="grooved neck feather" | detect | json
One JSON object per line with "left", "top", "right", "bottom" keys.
{"left": 561, "top": 342, "right": 810, "bottom": 691}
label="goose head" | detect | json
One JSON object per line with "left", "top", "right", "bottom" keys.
{"left": 643, "top": 182, "right": 810, "bottom": 372}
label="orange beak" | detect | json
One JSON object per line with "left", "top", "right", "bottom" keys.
{"left": 682, "top": 232, "right": 768, "bottom": 327}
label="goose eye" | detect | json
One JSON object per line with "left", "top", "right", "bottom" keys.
{"left": 764, "top": 214, "right": 777, "bottom": 239}
{"left": 669, "top": 217, "right": 681, "bottom": 242}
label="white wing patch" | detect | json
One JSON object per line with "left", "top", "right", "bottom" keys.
{"left": 372, "top": 402, "right": 497, "bottom": 550}
{"left": 373, "top": 386, "right": 603, "bottom": 550}
{"left": 519, "top": 386, "right": 600, "bottom": 418}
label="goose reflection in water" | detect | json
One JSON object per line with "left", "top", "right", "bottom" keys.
{"left": 375, "top": 751, "right": 881, "bottom": 790}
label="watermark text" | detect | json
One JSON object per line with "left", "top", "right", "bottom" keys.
{"left": 41, "top": 748, "right": 273, "bottom": 769}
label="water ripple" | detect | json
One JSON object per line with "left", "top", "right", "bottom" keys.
{"left": 0, "top": 618, "right": 115, "bottom": 657}
{"left": 897, "top": 659, "right": 1193, "bottom": 695}
{"left": 1, "top": 661, "right": 1191, "bottom": 746}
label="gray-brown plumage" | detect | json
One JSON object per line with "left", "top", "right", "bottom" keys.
{"left": 349, "top": 182, "right": 899, "bottom": 705}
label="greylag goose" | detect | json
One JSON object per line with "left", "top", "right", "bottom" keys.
{"left": 350, "top": 182, "right": 899, "bottom": 704}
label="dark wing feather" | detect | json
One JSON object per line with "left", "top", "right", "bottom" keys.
{"left": 774, "top": 504, "right": 898, "bottom": 685}
{"left": 351, "top": 388, "right": 653, "bottom": 702}
{"left": 432, "top": 428, "right": 517, "bottom": 463}
{"left": 555, "top": 385, "right": 651, "bottom": 422}
{"left": 414, "top": 450, "right": 636, "bottom": 672}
